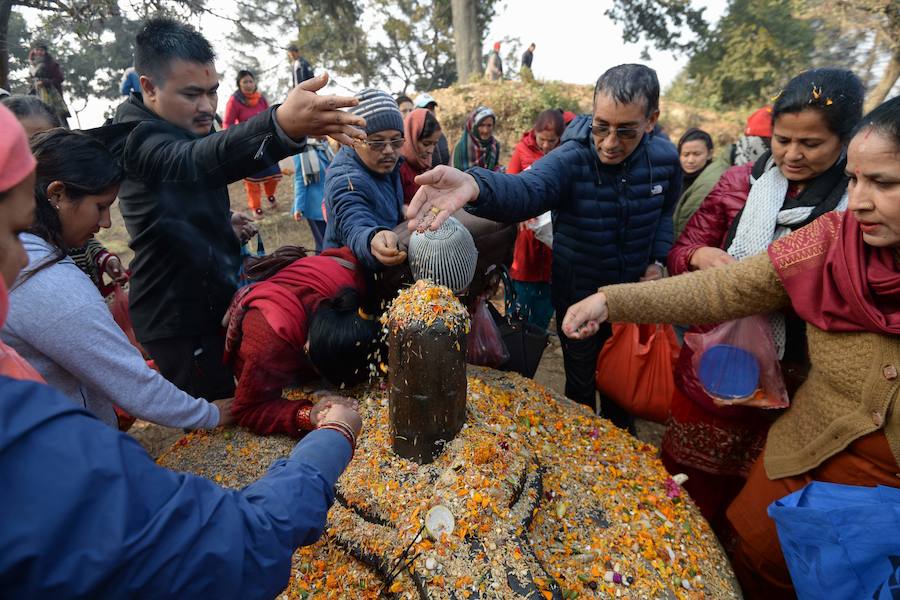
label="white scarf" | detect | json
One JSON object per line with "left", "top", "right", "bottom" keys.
{"left": 726, "top": 158, "right": 848, "bottom": 356}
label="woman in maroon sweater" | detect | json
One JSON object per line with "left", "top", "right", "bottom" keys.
{"left": 224, "top": 246, "right": 381, "bottom": 436}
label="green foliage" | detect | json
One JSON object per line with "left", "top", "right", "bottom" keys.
{"left": 231, "top": 0, "right": 378, "bottom": 89}
{"left": 605, "top": 0, "right": 709, "bottom": 54}
{"left": 667, "top": 0, "right": 816, "bottom": 110}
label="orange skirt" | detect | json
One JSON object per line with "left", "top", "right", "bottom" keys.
{"left": 726, "top": 431, "right": 900, "bottom": 600}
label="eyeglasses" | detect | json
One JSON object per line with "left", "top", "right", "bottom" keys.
{"left": 363, "top": 138, "right": 405, "bottom": 152}
{"left": 591, "top": 124, "right": 643, "bottom": 141}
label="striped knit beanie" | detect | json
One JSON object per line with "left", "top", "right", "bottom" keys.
{"left": 350, "top": 88, "right": 404, "bottom": 136}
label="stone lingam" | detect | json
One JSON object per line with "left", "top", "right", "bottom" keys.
{"left": 386, "top": 280, "right": 469, "bottom": 464}
{"left": 157, "top": 281, "right": 741, "bottom": 600}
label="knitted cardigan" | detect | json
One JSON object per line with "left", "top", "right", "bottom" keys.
{"left": 601, "top": 253, "right": 900, "bottom": 480}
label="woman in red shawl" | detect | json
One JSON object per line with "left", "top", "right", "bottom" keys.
{"left": 507, "top": 109, "right": 569, "bottom": 329}
{"left": 399, "top": 108, "right": 443, "bottom": 204}
{"left": 223, "top": 70, "right": 282, "bottom": 216}
{"left": 561, "top": 95, "right": 900, "bottom": 599}
{"left": 223, "top": 246, "right": 383, "bottom": 437}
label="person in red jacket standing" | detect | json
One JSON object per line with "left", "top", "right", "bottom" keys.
{"left": 507, "top": 109, "right": 568, "bottom": 329}
{"left": 223, "top": 70, "right": 283, "bottom": 216}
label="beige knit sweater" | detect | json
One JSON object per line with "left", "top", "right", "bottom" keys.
{"left": 602, "top": 253, "right": 900, "bottom": 479}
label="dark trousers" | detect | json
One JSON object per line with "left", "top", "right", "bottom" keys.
{"left": 555, "top": 310, "right": 635, "bottom": 434}
{"left": 307, "top": 219, "right": 327, "bottom": 253}
{"left": 143, "top": 334, "right": 235, "bottom": 401}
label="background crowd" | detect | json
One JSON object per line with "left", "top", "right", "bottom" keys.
{"left": 1, "top": 13, "right": 898, "bottom": 600}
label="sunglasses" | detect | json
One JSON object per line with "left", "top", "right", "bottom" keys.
{"left": 591, "top": 124, "right": 643, "bottom": 141}
{"left": 363, "top": 138, "right": 405, "bottom": 152}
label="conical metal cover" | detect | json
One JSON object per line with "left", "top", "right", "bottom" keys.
{"left": 408, "top": 216, "right": 478, "bottom": 294}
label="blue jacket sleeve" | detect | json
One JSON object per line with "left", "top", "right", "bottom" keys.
{"left": 0, "top": 377, "right": 351, "bottom": 600}
{"left": 324, "top": 174, "right": 386, "bottom": 271}
{"left": 651, "top": 166, "right": 682, "bottom": 262}
{"left": 467, "top": 146, "right": 572, "bottom": 222}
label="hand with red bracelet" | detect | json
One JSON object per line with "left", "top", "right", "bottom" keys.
{"left": 308, "top": 394, "right": 359, "bottom": 427}
{"left": 316, "top": 403, "right": 362, "bottom": 455}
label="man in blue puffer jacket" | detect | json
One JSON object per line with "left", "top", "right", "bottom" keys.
{"left": 407, "top": 64, "right": 682, "bottom": 432}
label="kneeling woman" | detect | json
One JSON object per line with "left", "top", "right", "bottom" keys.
{"left": 225, "top": 246, "right": 382, "bottom": 436}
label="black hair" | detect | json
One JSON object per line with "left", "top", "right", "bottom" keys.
{"left": 420, "top": 110, "right": 442, "bottom": 139}
{"left": 1, "top": 95, "right": 60, "bottom": 129}
{"left": 19, "top": 129, "right": 123, "bottom": 284}
{"left": 593, "top": 64, "right": 660, "bottom": 117}
{"left": 236, "top": 69, "right": 255, "bottom": 89}
{"left": 308, "top": 288, "right": 385, "bottom": 388}
{"left": 773, "top": 68, "right": 864, "bottom": 143}
{"left": 396, "top": 94, "right": 413, "bottom": 106}
{"left": 851, "top": 95, "right": 900, "bottom": 150}
{"left": 134, "top": 17, "right": 216, "bottom": 84}
{"left": 244, "top": 245, "right": 310, "bottom": 281}
{"left": 678, "top": 127, "right": 714, "bottom": 153}
{"left": 534, "top": 109, "right": 565, "bottom": 136}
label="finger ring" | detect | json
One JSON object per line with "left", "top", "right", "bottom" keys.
{"left": 430, "top": 206, "right": 440, "bottom": 215}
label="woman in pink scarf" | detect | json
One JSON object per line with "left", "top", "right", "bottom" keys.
{"left": 398, "top": 108, "right": 443, "bottom": 204}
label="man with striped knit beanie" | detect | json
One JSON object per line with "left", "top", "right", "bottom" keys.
{"left": 323, "top": 88, "right": 409, "bottom": 271}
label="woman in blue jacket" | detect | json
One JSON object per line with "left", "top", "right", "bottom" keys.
{"left": 292, "top": 137, "right": 334, "bottom": 253}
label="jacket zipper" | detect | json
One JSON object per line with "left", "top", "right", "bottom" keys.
{"left": 253, "top": 134, "right": 273, "bottom": 160}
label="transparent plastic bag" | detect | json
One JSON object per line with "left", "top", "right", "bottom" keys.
{"left": 466, "top": 296, "right": 510, "bottom": 368}
{"left": 684, "top": 315, "right": 788, "bottom": 409}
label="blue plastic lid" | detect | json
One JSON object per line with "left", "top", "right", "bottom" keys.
{"left": 697, "top": 344, "right": 760, "bottom": 400}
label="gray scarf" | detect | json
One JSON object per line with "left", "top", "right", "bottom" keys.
{"left": 300, "top": 140, "right": 334, "bottom": 185}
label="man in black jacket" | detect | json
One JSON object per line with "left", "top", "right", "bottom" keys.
{"left": 111, "top": 18, "right": 365, "bottom": 399}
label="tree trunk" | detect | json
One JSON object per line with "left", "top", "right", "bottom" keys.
{"left": 451, "top": 0, "right": 480, "bottom": 83}
{"left": 0, "top": 0, "right": 13, "bottom": 90}
{"left": 864, "top": 46, "right": 900, "bottom": 113}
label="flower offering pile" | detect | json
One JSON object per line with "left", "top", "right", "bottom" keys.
{"left": 158, "top": 367, "right": 740, "bottom": 599}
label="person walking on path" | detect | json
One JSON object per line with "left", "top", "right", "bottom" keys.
{"left": 408, "top": 64, "right": 681, "bottom": 433}
{"left": 520, "top": 43, "right": 535, "bottom": 81}
{"left": 109, "top": 18, "right": 365, "bottom": 402}
{"left": 292, "top": 137, "right": 334, "bottom": 252}
{"left": 223, "top": 69, "right": 283, "bottom": 216}
{"left": 485, "top": 42, "right": 503, "bottom": 81}
{"left": 287, "top": 43, "right": 315, "bottom": 87}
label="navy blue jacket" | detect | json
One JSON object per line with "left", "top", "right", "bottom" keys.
{"left": 0, "top": 376, "right": 351, "bottom": 599}
{"left": 468, "top": 115, "right": 681, "bottom": 308}
{"left": 323, "top": 147, "right": 405, "bottom": 271}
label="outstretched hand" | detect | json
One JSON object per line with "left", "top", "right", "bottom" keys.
{"left": 561, "top": 292, "right": 610, "bottom": 340}
{"left": 275, "top": 73, "right": 367, "bottom": 146}
{"left": 405, "top": 166, "right": 480, "bottom": 232}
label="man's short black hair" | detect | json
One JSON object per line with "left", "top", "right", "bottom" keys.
{"left": 135, "top": 17, "right": 216, "bottom": 84}
{"left": 593, "top": 64, "right": 660, "bottom": 118}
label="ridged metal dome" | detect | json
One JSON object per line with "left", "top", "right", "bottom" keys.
{"left": 408, "top": 216, "right": 478, "bottom": 294}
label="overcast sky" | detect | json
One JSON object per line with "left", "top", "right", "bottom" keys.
{"left": 40, "top": 0, "right": 728, "bottom": 128}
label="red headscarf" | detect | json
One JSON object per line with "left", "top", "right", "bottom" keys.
{"left": 225, "top": 247, "right": 365, "bottom": 357}
{"left": 400, "top": 108, "right": 432, "bottom": 173}
{"left": 768, "top": 211, "right": 900, "bottom": 334}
